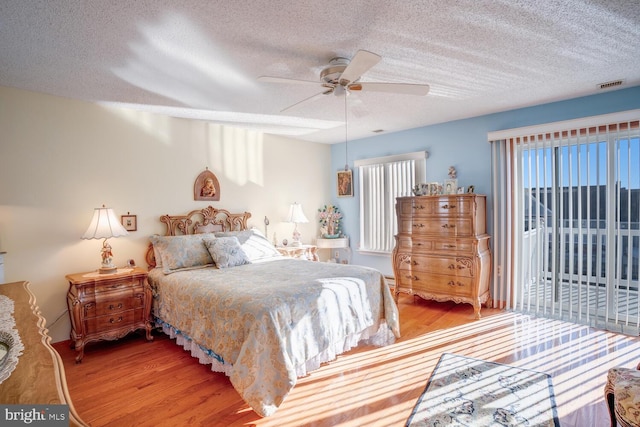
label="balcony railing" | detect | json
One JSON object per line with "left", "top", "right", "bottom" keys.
{"left": 520, "top": 219, "right": 640, "bottom": 333}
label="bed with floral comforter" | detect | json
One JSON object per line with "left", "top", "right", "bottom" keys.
{"left": 147, "top": 226, "right": 399, "bottom": 417}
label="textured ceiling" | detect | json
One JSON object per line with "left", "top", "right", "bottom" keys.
{"left": 1, "top": 0, "right": 639, "bottom": 144}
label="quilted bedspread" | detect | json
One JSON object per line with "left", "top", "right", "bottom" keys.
{"left": 148, "top": 258, "right": 400, "bottom": 417}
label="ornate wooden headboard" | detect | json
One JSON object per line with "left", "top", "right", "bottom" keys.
{"left": 146, "top": 206, "right": 252, "bottom": 269}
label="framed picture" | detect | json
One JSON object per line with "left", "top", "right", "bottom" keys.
{"left": 457, "top": 186, "right": 465, "bottom": 194}
{"left": 121, "top": 214, "right": 137, "bottom": 232}
{"left": 467, "top": 185, "right": 475, "bottom": 193}
{"left": 444, "top": 179, "right": 458, "bottom": 195}
{"left": 337, "top": 169, "right": 353, "bottom": 197}
{"left": 428, "top": 182, "right": 442, "bottom": 196}
{"left": 194, "top": 168, "right": 220, "bottom": 201}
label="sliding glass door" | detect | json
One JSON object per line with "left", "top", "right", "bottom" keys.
{"left": 516, "top": 124, "right": 639, "bottom": 334}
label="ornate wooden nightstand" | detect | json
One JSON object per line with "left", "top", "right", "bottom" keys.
{"left": 66, "top": 267, "right": 153, "bottom": 362}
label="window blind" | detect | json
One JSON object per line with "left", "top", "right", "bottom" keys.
{"left": 356, "top": 151, "right": 427, "bottom": 254}
{"left": 490, "top": 110, "right": 640, "bottom": 334}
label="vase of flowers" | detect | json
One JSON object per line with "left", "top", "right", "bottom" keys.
{"left": 318, "top": 204, "right": 342, "bottom": 238}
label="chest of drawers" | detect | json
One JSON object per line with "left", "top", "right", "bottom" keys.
{"left": 66, "top": 267, "right": 153, "bottom": 362}
{"left": 392, "top": 194, "right": 492, "bottom": 318}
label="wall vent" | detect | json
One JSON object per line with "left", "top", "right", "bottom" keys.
{"left": 372, "top": 129, "right": 384, "bottom": 133}
{"left": 597, "top": 79, "right": 625, "bottom": 90}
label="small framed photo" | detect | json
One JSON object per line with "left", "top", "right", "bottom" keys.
{"left": 428, "top": 182, "right": 441, "bottom": 195}
{"left": 337, "top": 169, "right": 353, "bottom": 197}
{"left": 121, "top": 214, "right": 137, "bottom": 231}
{"left": 420, "top": 183, "right": 430, "bottom": 195}
{"left": 467, "top": 185, "right": 475, "bottom": 193}
{"left": 444, "top": 179, "right": 458, "bottom": 194}
{"left": 457, "top": 186, "right": 465, "bottom": 194}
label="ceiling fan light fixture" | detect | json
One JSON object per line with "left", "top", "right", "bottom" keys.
{"left": 259, "top": 49, "right": 429, "bottom": 113}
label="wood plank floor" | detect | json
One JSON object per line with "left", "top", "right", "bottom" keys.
{"left": 53, "top": 294, "right": 640, "bottom": 427}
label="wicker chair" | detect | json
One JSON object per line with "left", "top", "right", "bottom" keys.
{"left": 605, "top": 363, "right": 640, "bottom": 427}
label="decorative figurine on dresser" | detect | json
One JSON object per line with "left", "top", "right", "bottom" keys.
{"left": 66, "top": 267, "right": 153, "bottom": 362}
{"left": 392, "top": 194, "right": 492, "bottom": 318}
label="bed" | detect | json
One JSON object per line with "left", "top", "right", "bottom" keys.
{"left": 146, "top": 206, "right": 400, "bottom": 417}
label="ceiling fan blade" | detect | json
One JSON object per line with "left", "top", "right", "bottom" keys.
{"left": 280, "top": 89, "right": 332, "bottom": 112}
{"left": 339, "top": 50, "right": 381, "bottom": 84}
{"left": 355, "top": 82, "right": 430, "bottom": 96}
{"left": 258, "top": 76, "right": 318, "bottom": 85}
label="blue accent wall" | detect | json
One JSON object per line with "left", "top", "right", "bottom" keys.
{"left": 330, "top": 85, "right": 640, "bottom": 276}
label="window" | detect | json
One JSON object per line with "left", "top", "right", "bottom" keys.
{"left": 355, "top": 151, "right": 427, "bottom": 254}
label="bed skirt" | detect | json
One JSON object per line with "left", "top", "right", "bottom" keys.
{"left": 155, "top": 317, "right": 395, "bottom": 378}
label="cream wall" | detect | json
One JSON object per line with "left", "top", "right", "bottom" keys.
{"left": 0, "top": 85, "right": 332, "bottom": 342}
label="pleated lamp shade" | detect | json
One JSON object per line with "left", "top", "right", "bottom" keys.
{"left": 82, "top": 206, "right": 128, "bottom": 274}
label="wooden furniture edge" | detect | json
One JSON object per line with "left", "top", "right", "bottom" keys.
{"left": 23, "top": 281, "right": 90, "bottom": 427}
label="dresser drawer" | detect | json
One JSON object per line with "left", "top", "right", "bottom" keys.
{"left": 434, "top": 198, "right": 473, "bottom": 216}
{"left": 84, "top": 309, "right": 138, "bottom": 334}
{"left": 398, "top": 198, "right": 435, "bottom": 216}
{"left": 400, "top": 217, "right": 473, "bottom": 236}
{"left": 396, "top": 237, "right": 475, "bottom": 254}
{"left": 396, "top": 270, "right": 474, "bottom": 296}
{"left": 398, "top": 197, "right": 474, "bottom": 218}
{"left": 87, "top": 294, "right": 145, "bottom": 317}
{"left": 94, "top": 278, "right": 144, "bottom": 294}
{"left": 412, "top": 272, "right": 474, "bottom": 297}
{"left": 433, "top": 240, "right": 475, "bottom": 252}
{"left": 398, "top": 254, "right": 475, "bottom": 277}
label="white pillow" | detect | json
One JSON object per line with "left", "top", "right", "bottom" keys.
{"left": 214, "top": 228, "right": 281, "bottom": 262}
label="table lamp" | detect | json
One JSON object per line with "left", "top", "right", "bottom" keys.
{"left": 286, "top": 202, "right": 308, "bottom": 247}
{"left": 82, "top": 205, "right": 129, "bottom": 274}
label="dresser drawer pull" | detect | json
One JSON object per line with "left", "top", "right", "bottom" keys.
{"left": 106, "top": 284, "right": 123, "bottom": 289}
{"left": 448, "top": 264, "right": 464, "bottom": 270}
{"left": 447, "top": 280, "right": 464, "bottom": 287}
{"left": 412, "top": 204, "right": 425, "bottom": 210}
{"left": 442, "top": 224, "right": 456, "bottom": 229}
{"left": 442, "top": 204, "right": 456, "bottom": 210}
{"left": 109, "top": 316, "right": 124, "bottom": 324}
{"left": 405, "top": 275, "right": 419, "bottom": 281}
{"left": 413, "top": 223, "right": 425, "bottom": 228}
{"left": 109, "top": 303, "right": 124, "bottom": 310}
{"left": 443, "top": 244, "right": 457, "bottom": 248}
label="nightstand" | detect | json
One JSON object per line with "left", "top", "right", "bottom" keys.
{"left": 66, "top": 267, "right": 153, "bottom": 362}
{"left": 277, "top": 245, "right": 318, "bottom": 261}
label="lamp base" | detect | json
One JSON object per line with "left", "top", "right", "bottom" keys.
{"left": 99, "top": 266, "right": 118, "bottom": 274}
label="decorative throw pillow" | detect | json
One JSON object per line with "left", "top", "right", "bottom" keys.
{"left": 149, "top": 234, "right": 214, "bottom": 274}
{"left": 214, "top": 228, "right": 281, "bottom": 262}
{"left": 204, "top": 236, "right": 251, "bottom": 268}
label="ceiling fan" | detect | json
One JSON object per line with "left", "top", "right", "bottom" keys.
{"left": 258, "top": 50, "right": 430, "bottom": 112}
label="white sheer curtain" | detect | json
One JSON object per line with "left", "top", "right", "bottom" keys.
{"left": 490, "top": 110, "right": 640, "bottom": 333}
